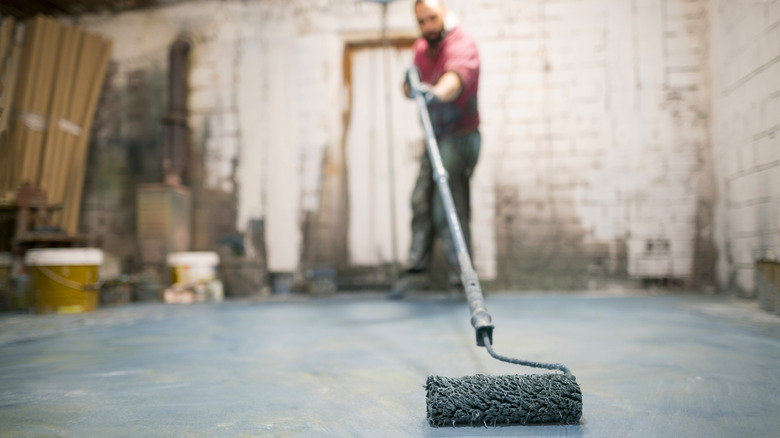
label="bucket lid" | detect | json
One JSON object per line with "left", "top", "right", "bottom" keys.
{"left": 0, "top": 252, "right": 10, "bottom": 266}
{"left": 24, "top": 248, "right": 104, "bottom": 266}
{"left": 166, "top": 251, "right": 220, "bottom": 266}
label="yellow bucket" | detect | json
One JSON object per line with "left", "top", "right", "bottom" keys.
{"left": 166, "top": 251, "right": 219, "bottom": 285}
{"left": 25, "top": 248, "right": 103, "bottom": 315}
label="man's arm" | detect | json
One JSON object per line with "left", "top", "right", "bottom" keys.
{"left": 430, "top": 71, "right": 463, "bottom": 103}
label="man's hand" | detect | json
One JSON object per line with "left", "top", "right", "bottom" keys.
{"left": 404, "top": 66, "right": 461, "bottom": 104}
{"left": 405, "top": 75, "right": 439, "bottom": 103}
{"left": 412, "top": 82, "right": 439, "bottom": 104}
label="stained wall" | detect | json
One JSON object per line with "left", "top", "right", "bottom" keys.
{"left": 75, "top": 0, "right": 734, "bottom": 291}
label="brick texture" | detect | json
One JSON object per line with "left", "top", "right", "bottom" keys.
{"left": 75, "top": 0, "right": 761, "bottom": 291}
{"left": 711, "top": 0, "right": 780, "bottom": 296}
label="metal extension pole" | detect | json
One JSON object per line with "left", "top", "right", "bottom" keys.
{"left": 406, "top": 67, "right": 494, "bottom": 347}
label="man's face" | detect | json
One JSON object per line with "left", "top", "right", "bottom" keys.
{"left": 415, "top": 1, "right": 446, "bottom": 45}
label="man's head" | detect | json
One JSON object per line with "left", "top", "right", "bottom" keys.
{"left": 414, "top": 0, "right": 447, "bottom": 45}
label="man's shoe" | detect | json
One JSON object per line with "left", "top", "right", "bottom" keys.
{"left": 388, "top": 272, "right": 430, "bottom": 300}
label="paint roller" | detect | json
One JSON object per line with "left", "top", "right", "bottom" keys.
{"left": 406, "top": 66, "right": 583, "bottom": 427}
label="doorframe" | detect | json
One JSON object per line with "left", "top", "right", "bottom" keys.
{"left": 333, "top": 36, "right": 416, "bottom": 284}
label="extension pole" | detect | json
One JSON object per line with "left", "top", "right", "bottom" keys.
{"left": 406, "top": 67, "right": 493, "bottom": 347}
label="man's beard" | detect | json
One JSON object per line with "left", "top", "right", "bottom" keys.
{"left": 424, "top": 29, "right": 443, "bottom": 45}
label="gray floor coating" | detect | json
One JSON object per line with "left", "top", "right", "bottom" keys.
{"left": 1, "top": 291, "right": 779, "bottom": 437}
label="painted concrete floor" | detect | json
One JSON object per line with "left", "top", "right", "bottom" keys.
{"left": 1, "top": 290, "right": 779, "bottom": 437}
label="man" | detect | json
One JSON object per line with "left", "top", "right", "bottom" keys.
{"left": 390, "top": 0, "right": 480, "bottom": 299}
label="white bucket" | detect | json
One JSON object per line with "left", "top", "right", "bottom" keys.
{"left": 166, "top": 251, "right": 220, "bottom": 284}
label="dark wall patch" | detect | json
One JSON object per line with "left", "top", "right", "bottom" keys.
{"left": 492, "top": 184, "right": 626, "bottom": 290}
{"left": 81, "top": 64, "right": 166, "bottom": 272}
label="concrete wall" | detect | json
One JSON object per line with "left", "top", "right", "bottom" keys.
{"left": 710, "top": 0, "right": 780, "bottom": 296}
{"left": 75, "top": 0, "right": 722, "bottom": 290}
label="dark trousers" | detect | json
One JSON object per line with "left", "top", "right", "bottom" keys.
{"left": 407, "top": 130, "right": 481, "bottom": 284}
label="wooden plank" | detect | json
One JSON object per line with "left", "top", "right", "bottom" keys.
{"left": 0, "top": 16, "right": 17, "bottom": 193}
{"left": 0, "top": 17, "right": 11, "bottom": 74}
{"left": 24, "top": 17, "right": 60, "bottom": 185}
{"left": 38, "top": 24, "right": 79, "bottom": 194}
{"left": 51, "top": 30, "right": 97, "bottom": 212}
{"left": 45, "top": 27, "right": 82, "bottom": 203}
{"left": 15, "top": 16, "right": 44, "bottom": 186}
{"left": 0, "top": 17, "right": 17, "bottom": 131}
{"left": 47, "top": 29, "right": 85, "bottom": 213}
{"left": 63, "top": 36, "right": 112, "bottom": 234}
{"left": 12, "top": 16, "right": 40, "bottom": 119}
{"left": 3, "top": 16, "right": 39, "bottom": 190}
{"left": 1, "top": 119, "right": 24, "bottom": 192}
{"left": 11, "top": 17, "right": 37, "bottom": 188}
{"left": 19, "top": 15, "right": 54, "bottom": 186}
{"left": 54, "top": 31, "right": 99, "bottom": 226}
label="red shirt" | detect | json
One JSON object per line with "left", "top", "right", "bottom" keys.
{"left": 413, "top": 25, "right": 480, "bottom": 137}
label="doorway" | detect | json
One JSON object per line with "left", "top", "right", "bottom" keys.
{"left": 342, "top": 39, "right": 420, "bottom": 271}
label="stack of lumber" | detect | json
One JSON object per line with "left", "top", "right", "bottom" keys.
{"left": 0, "top": 16, "right": 22, "bottom": 197}
{"left": 0, "top": 15, "right": 112, "bottom": 235}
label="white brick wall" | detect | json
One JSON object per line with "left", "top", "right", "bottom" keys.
{"left": 474, "top": 0, "right": 711, "bottom": 283}
{"left": 711, "top": 0, "right": 780, "bottom": 295}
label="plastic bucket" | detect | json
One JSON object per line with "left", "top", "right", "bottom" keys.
{"left": 25, "top": 248, "right": 103, "bottom": 314}
{"left": 166, "top": 251, "right": 219, "bottom": 284}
